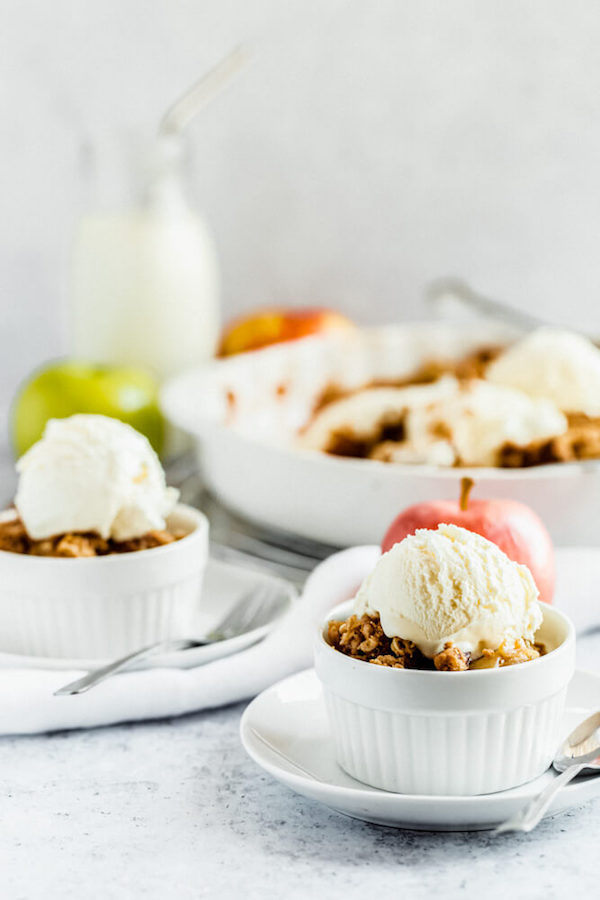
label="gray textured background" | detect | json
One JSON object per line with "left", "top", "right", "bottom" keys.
{"left": 3, "top": 0, "right": 600, "bottom": 413}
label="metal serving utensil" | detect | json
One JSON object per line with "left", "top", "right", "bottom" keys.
{"left": 425, "top": 277, "right": 549, "bottom": 332}
{"left": 494, "top": 711, "right": 600, "bottom": 834}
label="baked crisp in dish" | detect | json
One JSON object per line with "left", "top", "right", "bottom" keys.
{"left": 0, "top": 514, "right": 183, "bottom": 557}
{"left": 309, "top": 347, "right": 501, "bottom": 416}
{"left": 299, "top": 329, "right": 600, "bottom": 468}
{"left": 327, "top": 613, "right": 544, "bottom": 671}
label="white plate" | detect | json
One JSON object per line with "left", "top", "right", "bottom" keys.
{"left": 0, "top": 559, "right": 295, "bottom": 672}
{"left": 240, "top": 668, "right": 600, "bottom": 831}
{"left": 162, "top": 323, "right": 600, "bottom": 547}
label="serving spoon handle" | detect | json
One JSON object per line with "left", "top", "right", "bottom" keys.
{"left": 493, "top": 763, "right": 588, "bottom": 834}
{"left": 426, "top": 277, "right": 548, "bottom": 332}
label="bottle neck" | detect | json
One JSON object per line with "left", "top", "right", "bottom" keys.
{"left": 143, "top": 133, "right": 191, "bottom": 215}
{"left": 80, "top": 131, "right": 191, "bottom": 216}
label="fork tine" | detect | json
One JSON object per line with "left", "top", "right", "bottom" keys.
{"left": 212, "top": 586, "right": 272, "bottom": 638}
{"left": 212, "top": 590, "right": 254, "bottom": 634}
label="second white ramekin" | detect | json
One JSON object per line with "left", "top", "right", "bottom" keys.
{"left": 315, "top": 601, "right": 575, "bottom": 796}
{"left": 0, "top": 503, "right": 208, "bottom": 658}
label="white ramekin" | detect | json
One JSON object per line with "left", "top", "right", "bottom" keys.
{"left": 0, "top": 503, "right": 209, "bottom": 659}
{"left": 315, "top": 601, "right": 575, "bottom": 796}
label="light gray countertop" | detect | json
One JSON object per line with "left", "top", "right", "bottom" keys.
{"left": 1, "top": 690, "right": 599, "bottom": 900}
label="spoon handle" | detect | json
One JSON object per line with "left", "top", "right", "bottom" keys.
{"left": 53, "top": 638, "right": 197, "bottom": 696}
{"left": 494, "top": 763, "right": 586, "bottom": 834}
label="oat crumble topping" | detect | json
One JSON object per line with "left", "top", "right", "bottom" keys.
{"left": 327, "top": 613, "right": 544, "bottom": 671}
{"left": 0, "top": 515, "right": 184, "bottom": 557}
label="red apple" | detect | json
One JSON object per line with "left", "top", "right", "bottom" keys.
{"left": 218, "top": 307, "right": 355, "bottom": 356}
{"left": 381, "top": 478, "right": 555, "bottom": 603}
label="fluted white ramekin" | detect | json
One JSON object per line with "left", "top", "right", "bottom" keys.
{"left": 315, "top": 601, "right": 575, "bottom": 796}
{"left": 0, "top": 504, "right": 208, "bottom": 658}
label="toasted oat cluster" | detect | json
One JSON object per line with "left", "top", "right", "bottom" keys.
{"left": 0, "top": 515, "right": 182, "bottom": 557}
{"left": 310, "top": 348, "right": 501, "bottom": 418}
{"left": 498, "top": 413, "right": 600, "bottom": 467}
{"left": 326, "top": 613, "right": 544, "bottom": 671}
{"left": 326, "top": 613, "right": 426, "bottom": 669}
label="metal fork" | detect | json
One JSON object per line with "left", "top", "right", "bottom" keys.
{"left": 54, "top": 587, "right": 273, "bottom": 696}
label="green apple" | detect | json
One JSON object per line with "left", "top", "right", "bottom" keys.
{"left": 11, "top": 360, "right": 165, "bottom": 458}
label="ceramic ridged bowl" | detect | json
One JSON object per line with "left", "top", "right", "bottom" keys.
{"left": 0, "top": 504, "right": 208, "bottom": 658}
{"left": 314, "top": 601, "right": 575, "bottom": 796}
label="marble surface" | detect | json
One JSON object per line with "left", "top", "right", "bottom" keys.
{"left": 0, "top": 639, "right": 598, "bottom": 897}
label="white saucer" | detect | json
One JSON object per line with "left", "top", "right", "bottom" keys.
{"left": 0, "top": 559, "right": 295, "bottom": 672}
{"left": 241, "top": 668, "right": 600, "bottom": 831}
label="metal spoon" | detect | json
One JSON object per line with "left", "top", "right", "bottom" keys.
{"left": 494, "top": 711, "right": 600, "bottom": 834}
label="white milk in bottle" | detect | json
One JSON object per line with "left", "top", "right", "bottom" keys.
{"left": 70, "top": 133, "right": 220, "bottom": 380}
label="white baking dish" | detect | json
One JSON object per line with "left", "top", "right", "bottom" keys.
{"left": 315, "top": 600, "right": 575, "bottom": 796}
{"left": 0, "top": 504, "right": 208, "bottom": 658}
{"left": 161, "top": 323, "right": 600, "bottom": 546}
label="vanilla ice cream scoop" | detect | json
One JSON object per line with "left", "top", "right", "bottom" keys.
{"left": 486, "top": 327, "right": 600, "bottom": 417}
{"left": 15, "top": 415, "right": 179, "bottom": 541}
{"left": 354, "top": 524, "right": 542, "bottom": 659}
{"left": 405, "top": 380, "right": 567, "bottom": 467}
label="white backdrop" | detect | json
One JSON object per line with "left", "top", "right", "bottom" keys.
{"left": 2, "top": 0, "right": 600, "bottom": 408}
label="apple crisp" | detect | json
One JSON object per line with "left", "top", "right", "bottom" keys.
{"left": 301, "top": 344, "right": 600, "bottom": 468}
{"left": 0, "top": 514, "right": 183, "bottom": 557}
{"left": 310, "top": 347, "right": 502, "bottom": 417}
{"left": 327, "top": 613, "right": 544, "bottom": 671}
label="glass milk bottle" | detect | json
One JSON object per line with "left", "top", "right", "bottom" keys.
{"left": 70, "top": 133, "right": 220, "bottom": 380}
